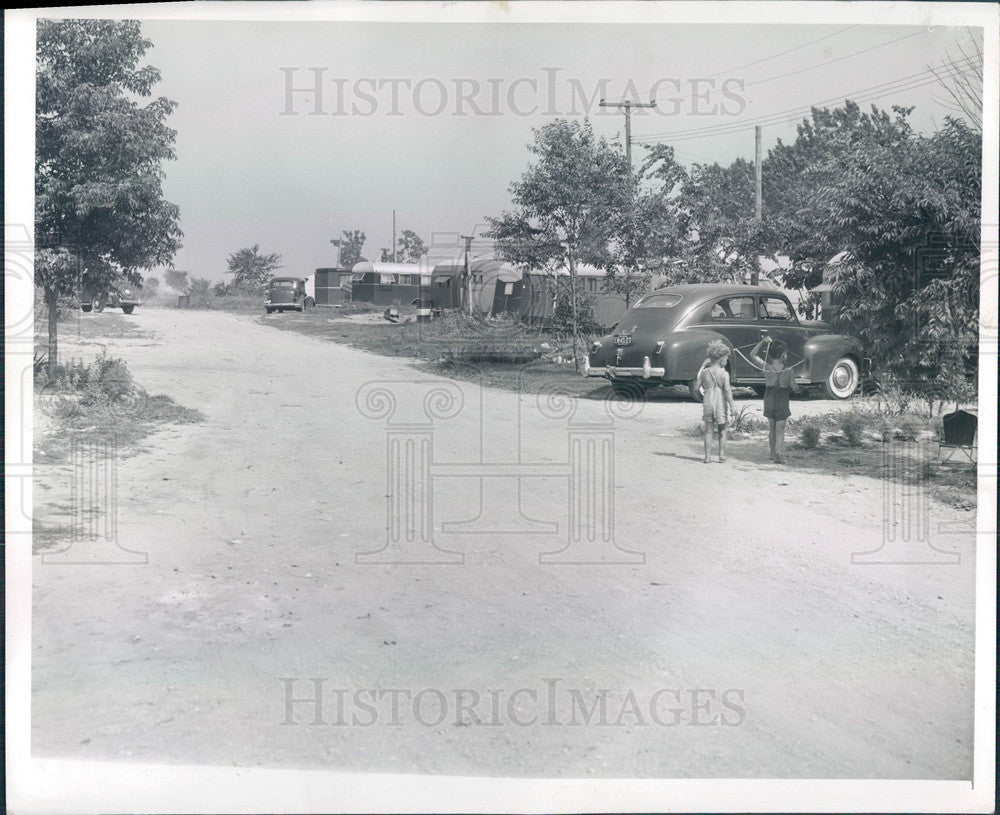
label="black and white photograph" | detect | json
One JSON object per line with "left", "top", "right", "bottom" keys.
{"left": 4, "top": 2, "right": 997, "bottom": 812}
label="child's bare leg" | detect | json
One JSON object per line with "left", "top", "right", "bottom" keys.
{"left": 774, "top": 419, "right": 787, "bottom": 460}
{"left": 703, "top": 423, "right": 711, "bottom": 462}
{"left": 768, "top": 420, "right": 776, "bottom": 457}
{"left": 718, "top": 425, "right": 726, "bottom": 461}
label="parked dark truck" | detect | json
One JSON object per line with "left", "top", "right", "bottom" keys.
{"left": 265, "top": 276, "right": 315, "bottom": 314}
{"left": 81, "top": 280, "right": 142, "bottom": 314}
{"left": 585, "top": 283, "right": 865, "bottom": 400}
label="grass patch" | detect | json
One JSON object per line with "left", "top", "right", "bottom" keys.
{"left": 259, "top": 308, "right": 618, "bottom": 397}
{"left": 35, "top": 353, "right": 203, "bottom": 463}
{"left": 715, "top": 404, "right": 978, "bottom": 510}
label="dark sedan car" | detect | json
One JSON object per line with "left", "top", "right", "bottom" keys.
{"left": 265, "top": 277, "right": 315, "bottom": 314}
{"left": 585, "top": 284, "right": 865, "bottom": 400}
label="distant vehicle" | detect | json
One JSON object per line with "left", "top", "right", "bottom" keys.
{"left": 265, "top": 276, "right": 315, "bottom": 314}
{"left": 585, "top": 283, "right": 865, "bottom": 400}
{"left": 81, "top": 281, "right": 142, "bottom": 315}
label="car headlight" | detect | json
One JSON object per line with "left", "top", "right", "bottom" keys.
{"left": 591, "top": 340, "right": 602, "bottom": 349}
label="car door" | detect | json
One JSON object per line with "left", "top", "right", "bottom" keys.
{"left": 757, "top": 294, "right": 806, "bottom": 373}
{"left": 703, "top": 295, "right": 761, "bottom": 382}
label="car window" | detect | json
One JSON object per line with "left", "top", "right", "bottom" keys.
{"left": 760, "top": 297, "right": 794, "bottom": 320}
{"left": 635, "top": 293, "right": 682, "bottom": 308}
{"left": 711, "top": 296, "right": 756, "bottom": 320}
{"left": 273, "top": 281, "right": 295, "bottom": 288}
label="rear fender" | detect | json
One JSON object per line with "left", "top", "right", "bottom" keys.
{"left": 803, "top": 334, "right": 864, "bottom": 383}
{"left": 661, "top": 329, "right": 730, "bottom": 381}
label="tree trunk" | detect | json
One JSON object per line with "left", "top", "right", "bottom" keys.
{"left": 569, "top": 256, "right": 579, "bottom": 373}
{"left": 46, "top": 285, "right": 59, "bottom": 377}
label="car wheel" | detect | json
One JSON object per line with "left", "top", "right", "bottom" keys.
{"left": 751, "top": 384, "right": 767, "bottom": 397}
{"left": 823, "top": 356, "right": 860, "bottom": 400}
{"left": 688, "top": 378, "right": 703, "bottom": 402}
{"left": 265, "top": 307, "right": 273, "bottom": 314}
{"left": 122, "top": 305, "right": 135, "bottom": 315}
{"left": 92, "top": 297, "right": 105, "bottom": 313}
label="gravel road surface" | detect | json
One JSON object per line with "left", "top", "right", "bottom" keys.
{"left": 32, "top": 307, "right": 975, "bottom": 778}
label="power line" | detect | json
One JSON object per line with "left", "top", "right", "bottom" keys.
{"left": 636, "top": 55, "right": 979, "bottom": 143}
{"left": 744, "top": 29, "right": 931, "bottom": 87}
{"left": 695, "top": 25, "right": 858, "bottom": 82}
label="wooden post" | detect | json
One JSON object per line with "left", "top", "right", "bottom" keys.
{"left": 752, "top": 125, "right": 763, "bottom": 286}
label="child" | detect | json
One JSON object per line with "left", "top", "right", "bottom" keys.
{"left": 698, "top": 339, "right": 738, "bottom": 463}
{"left": 750, "top": 336, "right": 799, "bottom": 464}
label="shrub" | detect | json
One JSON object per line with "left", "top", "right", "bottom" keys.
{"left": 840, "top": 412, "right": 867, "bottom": 447}
{"left": 896, "top": 416, "right": 922, "bottom": 441}
{"left": 38, "top": 353, "right": 135, "bottom": 403}
{"left": 799, "top": 422, "right": 821, "bottom": 449}
{"left": 92, "top": 354, "right": 135, "bottom": 402}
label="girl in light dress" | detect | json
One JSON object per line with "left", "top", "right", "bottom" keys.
{"left": 697, "top": 339, "right": 738, "bottom": 463}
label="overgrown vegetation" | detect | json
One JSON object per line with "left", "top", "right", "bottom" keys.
{"left": 35, "top": 352, "right": 202, "bottom": 461}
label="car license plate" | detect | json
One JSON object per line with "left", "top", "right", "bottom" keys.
{"left": 614, "top": 335, "right": 632, "bottom": 346}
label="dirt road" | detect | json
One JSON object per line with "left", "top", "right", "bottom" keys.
{"left": 32, "top": 307, "right": 976, "bottom": 778}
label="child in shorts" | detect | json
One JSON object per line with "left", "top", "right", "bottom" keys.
{"left": 698, "top": 339, "right": 738, "bottom": 463}
{"left": 750, "top": 336, "right": 799, "bottom": 463}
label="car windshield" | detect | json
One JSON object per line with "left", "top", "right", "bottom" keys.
{"left": 272, "top": 281, "right": 295, "bottom": 288}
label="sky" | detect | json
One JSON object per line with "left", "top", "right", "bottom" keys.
{"left": 136, "top": 19, "right": 983, "bottom": 282}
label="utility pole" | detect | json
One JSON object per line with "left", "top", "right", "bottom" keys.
{"left": 752, "top": 125, "right": 763, "bottom": 286}
{"left": 392, "top": 209, "right": 397, "bottom": 263}
{"left": 599, "top": 97, "right": 656, "bottom": 168}
{"left": 460, "top": 234, "right": 474, "bottom": 315}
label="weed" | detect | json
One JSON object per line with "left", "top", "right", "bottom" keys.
{"left": 799, "top": 422, "right": 822, "bottom": 449}
{"left": 840, "top": 412, "right": 867, "bottom": 447}
{"left": 896, "top": 417, "right": 923, "bottom": 442}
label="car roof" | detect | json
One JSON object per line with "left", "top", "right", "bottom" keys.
{"left": 645, "top": 283, "right": 788, "bottom": 302}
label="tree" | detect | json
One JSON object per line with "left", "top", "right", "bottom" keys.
{"left": 812, "top": 117, "right": 980, "bottom": 409}
{"left": 676, "top": 157, "right": 771, "bottom": 284}
{"left": 928, "top": 29, "right": 983, "bottom": 132}
{"left": 487, "top": 119, "right": 632, "bottom": 370}
{"left": 35, "top": 19, "right": 181, "bottom": 374}
{"left": 337, "top": 229, "right": 367, "bottom": 269}
{"left": 396, "top": 229, "right": 428, "bottom": 263}
{"left": 226, "top": 244, "right": 282, "bottom": 292}
{"left": 762, "top": 101, "right": 916, "bottom": 291}
{"left": 763, "top": 102, "right": 980, "bottom": 407}
{"left": 188, "top": 277, "right": 213, "bottom": 307}
{"left": 605, "top": 143, "right": 687, "bottom": 306}
{"left": 164, "top": 269, "right": 190, "bottom": 294}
